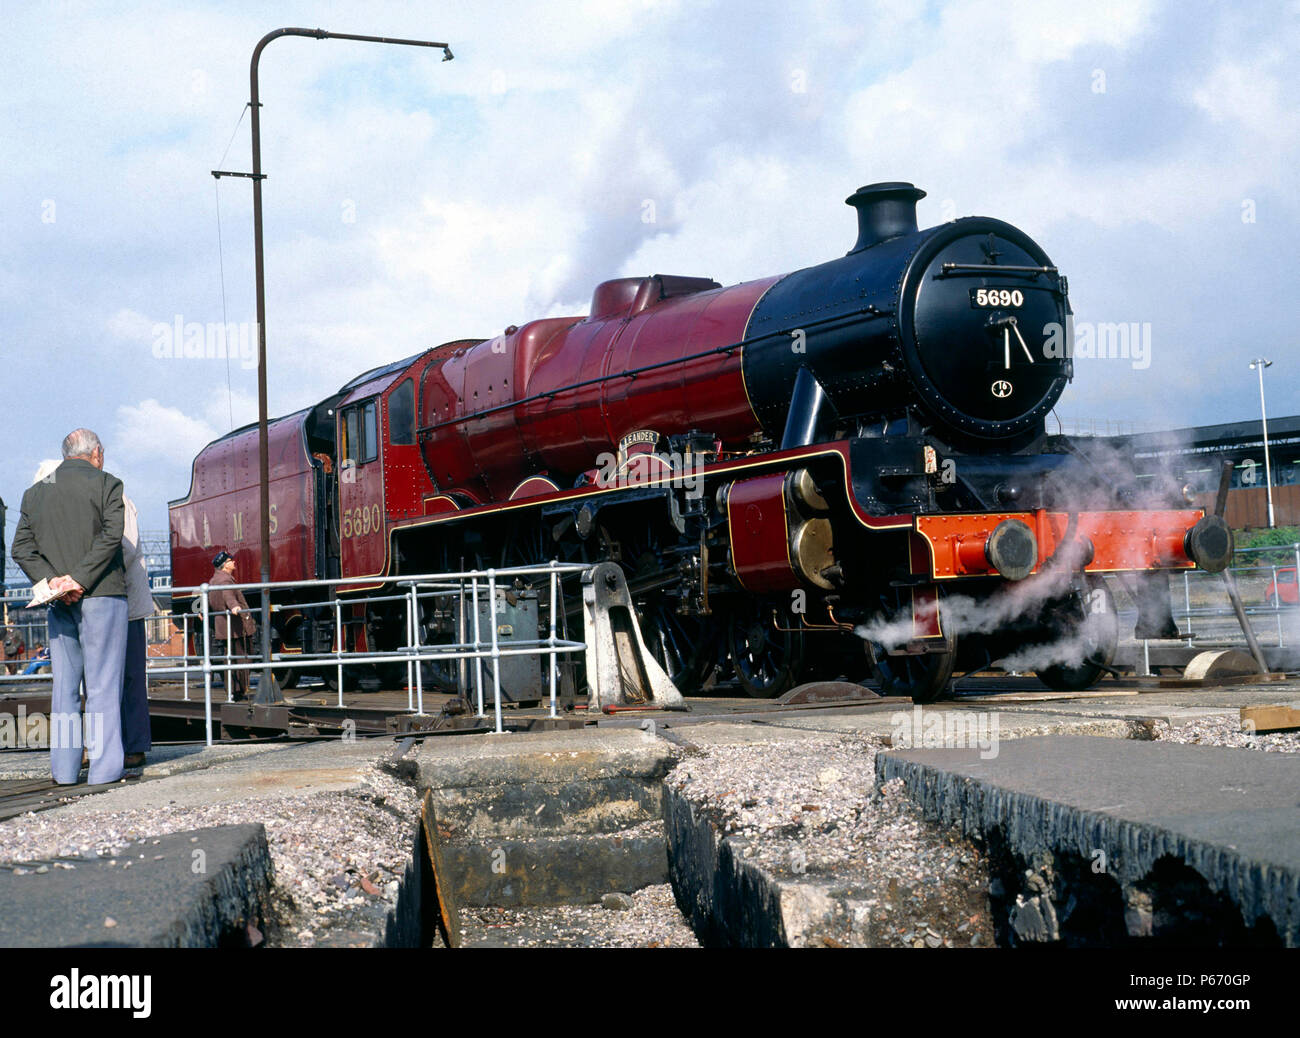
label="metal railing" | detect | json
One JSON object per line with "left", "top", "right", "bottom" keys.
{"left": 145, "top": 561, "right": 591, "bottom": 744}
{"left": 0, "top": 597, "right": 50, "bottom": 676}
{"left": 1, "top": 598, "right": 176, "bottom": 682}
{"left": 1164, "top": 543, "right": 1300, "bottom": 646}
{"left": 1114, "top": 542, "right": 1300, "bottom": 676}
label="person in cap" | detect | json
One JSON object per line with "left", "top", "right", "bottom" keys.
{"left": 209, "top": 550, "right": 254, "bottom": 701}
{"left": 10, "top": 429, "right": 127, "bottom": 785}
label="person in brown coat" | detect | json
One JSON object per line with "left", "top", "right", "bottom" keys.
{"left": 209, "top": 550, "right": 254, "bottom": 701}
{"left": 2, "top": 627, "right": 26, "bottom": 675}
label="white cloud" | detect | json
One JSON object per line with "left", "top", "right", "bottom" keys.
{"left": 114, "top": 390, "right": 256, "bottom": 467}
{"left": 105, "top": 308, "right": 156, "bottom": 342}
{"left": 114, "top": 399, "right": 220, "bottom": 468}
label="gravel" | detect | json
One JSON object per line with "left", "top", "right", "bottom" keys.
{"left": 0, "top": 765, "right": 420, "bottom": 946}
{"left": 1156, "top": 715, "right": 1300, "bottom": 753}
{"left": 666, "top": 730, "right": 995, "bottom": 947}
{"left": 457, "top": 884, "right": 699, "bottom": 947}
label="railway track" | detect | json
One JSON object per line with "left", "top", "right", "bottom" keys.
{"left": 0, "top": 775, "right": 147, "bottom": 822}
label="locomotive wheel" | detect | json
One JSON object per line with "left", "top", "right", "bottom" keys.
{"left": 1036, "top": 575, "right": 1118, "bottom": 692}
{"left": 865, "top": 591, "right": 956, "bottom": 703}
{"left": 636, "top": 596, "right": 718, "bottom": 695}
{"left": 866, "top": 642, "right": 956, "bottom": 702}
{"left": 498, "top": 520, "right": 548, "bottom": 572}
{"left": 726, "top": 602, "right": 804, "bottom": 699}
{"left": 590, "top": 519, "right": 719, "bottom": 694}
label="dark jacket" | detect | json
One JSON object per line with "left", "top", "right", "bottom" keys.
{"left": 11, "top": 458, "right": 126, "bottom": 598}
{"left": 209, "top": 568, "right": 254, "bottom": 640}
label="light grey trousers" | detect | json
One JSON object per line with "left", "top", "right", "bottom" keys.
{"left": 48, "top": 596, "right": 127, "bottom": 785}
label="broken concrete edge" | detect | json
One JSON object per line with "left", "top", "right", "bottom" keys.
{"left": 174, "top": 824, "right": 275, "bottom": 947}
{"left": 663, "top": 784, "right": 870, "bottom": 948}
{"left": 383, "top": 824, "right": 429, "bottom": 948}
{"left": 874, "top": 753, "right": 1300, "bottom": 946}
{"left": 0, "top": 824, "right": 273, "bottom": 948}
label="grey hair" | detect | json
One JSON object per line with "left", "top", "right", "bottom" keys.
{"left": 61, "top": 428, "right": 102, "bottom": 459}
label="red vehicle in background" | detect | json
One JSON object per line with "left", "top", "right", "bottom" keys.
{"left": 1265, "top": 567, "right": 1298, "bottom": 607}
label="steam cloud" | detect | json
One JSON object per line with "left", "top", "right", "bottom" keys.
{"left": 854, "top": 542, "right": 1098, "bottom": 670}
{"left": 853, "top": 428, "right": 1214, "bottom": 673}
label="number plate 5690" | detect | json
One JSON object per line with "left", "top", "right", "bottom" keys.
{"left": 972, "top": 287, "right": 1024, "bottom": 308}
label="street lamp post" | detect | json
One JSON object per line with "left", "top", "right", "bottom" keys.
{"left": 1249, "top": 358, "right": 1276, "bottom": 529}
{"left": 215, "top": 28, "right": 453, "bottom": 703}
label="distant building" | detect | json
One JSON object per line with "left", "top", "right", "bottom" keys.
{"left": 1098, "top": 415, "right": 1300, "bottom": 529}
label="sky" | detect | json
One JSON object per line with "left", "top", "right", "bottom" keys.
{"left": 2, "top": 0, "right": 1297, "bottom": 547}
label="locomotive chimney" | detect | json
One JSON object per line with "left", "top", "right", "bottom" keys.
{"left": 846, "top": 182, "right": 927, "bottom": 253}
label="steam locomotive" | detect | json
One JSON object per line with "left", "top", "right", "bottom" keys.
{"left": 169, "top": 182, "right": 1231, "bottom": 701}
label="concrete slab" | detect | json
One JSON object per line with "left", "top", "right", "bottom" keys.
{"left": 878, "top": 735, "right": 1300, "bottom": 944}
{"left": 0, "top": 824, "right": 271, "bottom": 947}
{"left": 0, "top": 741, "right": 292, "bottom": 782}
{"left": 935, "top": 691, "right": 1300, "bottom": 746}
{"left": 21, "top": 738, "right": 393, "bottom": 815}
{"left": 381, "top": 727, "right": 691, "bottom": 915}
{"left": 444, "top": 828, "right": 668, "bottom": 907}
{"left": 0, "top": 738, "right": 420, "bottom": 949}
{"left": 400, "top": 726, "right": 674, "bottom": 790}
{"left": 395, "top": 727, "right": 677, "bottom": 839}
{"left": 957, "top": 685, "right": 1300, "bottom": 726}
{"left": 661, "top": 720, "right": 851, "bottom": 747}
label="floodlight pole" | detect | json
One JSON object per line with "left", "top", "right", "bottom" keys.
{"left": 226, "top": 28, "right": 452, "bottom": 700}
{"left": 1250, "top": 358, "right": 1276, "bottom": 529}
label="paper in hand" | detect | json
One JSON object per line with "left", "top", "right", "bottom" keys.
{"left": 25, "top": 578, "right": 61, "bottom": 608}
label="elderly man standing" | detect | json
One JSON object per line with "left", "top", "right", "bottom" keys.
{"left": 10, "top": 429, "right": 128, "bottom": 785}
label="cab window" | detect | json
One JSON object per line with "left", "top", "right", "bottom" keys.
{"left": 341, "top": 399, "right": 379, "bottom": 465}
{"left": 361, "top": 401, "right": 378, "bottom": 462}
{"left": 343, "top": 408, "right": 359, "bottom": 464}
{"left": 389, "top": 379, "right": 415, "bottom": 445}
